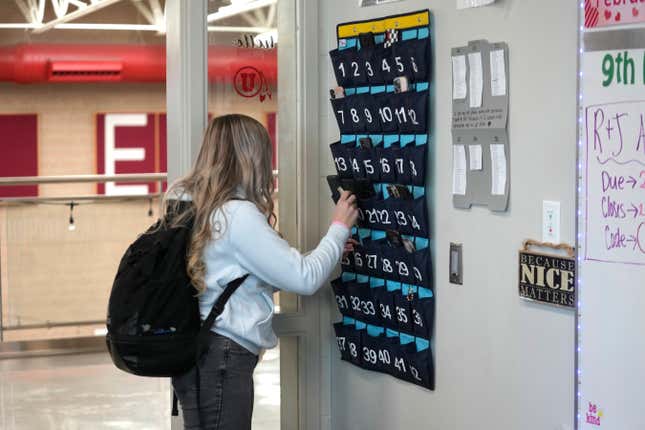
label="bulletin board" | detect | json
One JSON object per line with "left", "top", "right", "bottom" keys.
{"left": 328, "top": 9, "right": 434, "bottom": 390}
{"left": 576, "top": 22, "right": 645, "bottom": 430}
{"left": 451, "top": 39, "right": 510, "bottom": 211}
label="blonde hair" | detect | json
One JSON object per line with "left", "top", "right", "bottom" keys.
{"left": 163, "top": 114, "right": 276, "bottom": 294}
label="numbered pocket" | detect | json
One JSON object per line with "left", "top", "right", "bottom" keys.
{"left": 392, "top": 38, "right": 430, "bottom": 82}
{"left": 390, "top": 90, "right": 429, "bottom": 134}
{"left": 340, "top": 245, "right": 355, "bottom": 273}
{"left": 374, "top": 335, "right": 398, "bottom": 375}
{"left": 333, "top": 322, "right": 352, "bottom": 362}
{"left": 329, "top": 141, "right": 353, "bottom": 179}
{"left": 336, "top": 324, "right": 363, "bottom": 366}
{"left": 359, "top": 94, "right": 383, "bottom": 134}
{"left": 331, "top": 278, "right": 351, "bottom": 316}
{"left": 360, "top": 242, "right": 381, "bottom": 278}
{"left": 412, "top": 247, "right": 433, "bottom": 288}
{"left": 359, "top": 47, "right": 384, "bottom": 85}
{"left": 353, "top": 146, "right": 380, "bottom": 181}
{"left": 375, "top": 45, "right": 398, "bottom": 83}
{"left": 390, "top": 341, "right": 417, "bottom": 382}
{"left": 329, "top": 48, "right": 361, "bottom": 88}
{"left": 375, "top": 144, "right": 398, "bottom": 183}
{"left": 330, "top": 97, "right": 353, "bottom": 134}
{"left": 372, "top": 286, "right": 397, "bottom": 330}
{"left": 400, "top": 144, "right": 427, "bottom": 186}
{"left": 388, "top": 197, "right": 429, "bottom": 237}
{"left": 345, "top": 282, "right": 378, "bottom": 324}
{"left": 393, "top": 292, "right": 414, "bottom": 334}
{"left": 374, "top": 92, "right": 398, "bottom": 133}
{"left": 411, "top": 292, "right": 435, "bottom": 339}
{"left": 360, "top": 332, "right": 383, "bottom": 372}
{"left": 401, "top": 343, "right": 434, "bottom": 389}
{"left": 359, "top": 197, "right": 395, "bottom": 231}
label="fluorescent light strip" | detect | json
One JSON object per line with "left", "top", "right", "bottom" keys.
{"left": 0, "top": 23, "right": 275, "bottom": 34}
{"left": 32, "top": 0, "right": 123, "bottom": 34}
{"left": 207, "top": 26, "right": 273, "bottom": 33}
{"left": 56, "top": 23, "right": 162, "bottom": 31}
{"left": 207, "top": 0, "right": 277, "bottom": 23}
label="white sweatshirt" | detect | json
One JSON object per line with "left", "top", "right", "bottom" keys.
{"left": 200, "top": 199, "right": 349, "bottom": 355}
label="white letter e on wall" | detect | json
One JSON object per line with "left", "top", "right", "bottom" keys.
{"left": 104, "top": 113, "right": 148, "bottom": 196}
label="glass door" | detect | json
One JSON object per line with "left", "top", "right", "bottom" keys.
{"left": 168, "top": 1, "right": 324, "bottom": 429}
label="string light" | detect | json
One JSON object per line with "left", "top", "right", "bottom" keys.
{"left": 68, "top": 202, "right": 76, "bottom": 231}
{"left": 576, "top": 1, "right": 585, "bottom": 427}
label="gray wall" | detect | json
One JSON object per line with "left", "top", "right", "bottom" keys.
{"left": 316, "top": 1, "right": 577, "bottom": 429}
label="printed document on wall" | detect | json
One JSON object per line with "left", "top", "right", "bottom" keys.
{"left": 468, "top": 52, "right": 483, "bottom": 108}
{"left": 452, "top": 55, "right": 467, "bottom": 100}
{"left": 490, "top": 49, "right": 506, "bottom": 96}
{"left": 453, "top": 145, "right": 467, "bottom": 195}
{"left": 490, "top": 144, "right": 506, "bottom": 195}
{"left": 469, "top": 145, "right": 482, "bottom": 170}
{"left": 457, "top": 0, "right": 495, "bottom": 9}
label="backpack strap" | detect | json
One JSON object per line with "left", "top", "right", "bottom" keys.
{"left": 193, "top": 274, "right": 249, "bottom": 428}
{"left": 196, "top": 274, "right": 249, "bottom": 356}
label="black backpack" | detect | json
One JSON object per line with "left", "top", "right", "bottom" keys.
{"left": 105, "top": 201, "right": 247, "bottom": 414}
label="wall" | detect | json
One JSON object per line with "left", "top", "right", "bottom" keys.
{"left": 0, "top": 79, "right": 275, "bottom": 341}
{"left": 316, "top": 1, "right": 577, "bottom": 429}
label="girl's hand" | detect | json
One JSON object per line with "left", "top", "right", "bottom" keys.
{"left": 332, "top": 190, "right": 358, "bottom": 229}
{"left": 343, "top": 238, "right": 359, "bottom": 255}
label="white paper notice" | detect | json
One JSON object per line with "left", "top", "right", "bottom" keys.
{"left": 452, "top": 145, "right": 467, "bottom": 195}
{"left": 457, "top": 0, "right": 495, "bottom": 9}
{"left": 468, "top": 145, "right": 482, "bottom": 170}
{"left": 490, "top": 144, "right": 506, "bottom": 195}
{"left": 452, "top": 55, "right": 467, "bottom": 100}
{"left": 467, "top": 52, "right": 483, "bottom": 108}
{"left": 490, "top": 49, "right": 506, "bottom": 97}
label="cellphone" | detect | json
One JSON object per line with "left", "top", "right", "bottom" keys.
{"left": 341, "top": 178, "right": 375, "bottom": 199}
{"left": 402, "top": 238, "right": 416, "bottom": 253}
{"left": 359, "top": 32, "right": 376, "bottom": 49}
{"left": 393, "top": 76, "right": 409, "bottom": 93}
{"left": 359, "top": 137, "right": 373, "bottom": 149}
{"left": 330, "top": 86, "right": 345, "bottom": 99}
{"left": 386, "top": 229, "right": 403, "bottom": 248}
{"left": 387, "top": 184, "right": 413, "bottom": 200}
{"left": 326, "top": 175, "right": 343, "bottom": 203}
{"left": 386, "top": 229, "right": 416, "bottom": 253}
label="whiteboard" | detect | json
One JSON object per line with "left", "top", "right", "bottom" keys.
{"left": 578, "top": 33, "right": 645, "bottom": 430}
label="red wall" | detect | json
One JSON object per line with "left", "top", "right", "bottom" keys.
{"left": 0, "top": 114, "right": 38, "bottom": 198}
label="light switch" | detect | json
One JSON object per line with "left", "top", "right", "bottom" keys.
{"left": 543, "top": 200, "right": 561, "bottom": 244}
{"left": 449, "top": 243, "right": 463, "bottom": 285}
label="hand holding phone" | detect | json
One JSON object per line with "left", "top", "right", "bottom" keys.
{"left": 332, "top": 189, "right": 359, "bottom": 229}
{"left": 327, "top": 175, "right": 342, "bottom": 203}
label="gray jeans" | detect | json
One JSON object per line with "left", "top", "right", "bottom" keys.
{"left": 172, "top": 332, "right": 259, "bottom": 430}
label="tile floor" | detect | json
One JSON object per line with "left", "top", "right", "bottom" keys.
{"left": 0, "top": 348, "right": 280, "bottom": 430}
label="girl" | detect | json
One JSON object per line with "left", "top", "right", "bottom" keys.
{"left": 165, "top": 114, "right": 358, "bottom": 430}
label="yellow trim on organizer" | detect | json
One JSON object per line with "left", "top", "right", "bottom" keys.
{"left": 337, "top": 11, "right": 429, "bottom": 39}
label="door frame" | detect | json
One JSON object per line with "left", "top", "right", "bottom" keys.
{"left": 165, "top": 1, "right": 326, "bottom": 429}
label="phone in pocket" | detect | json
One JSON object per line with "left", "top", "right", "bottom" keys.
{"left": 387, "top": 184, "right": 413, "bottom": 200}
{"left": 358, "top": 32, "right": 376, "bottom": 49}
{"left": 359, "top": 137, "right": 373, "bottom": 149}
{"left": 327, "top": 175, "right": 343, "bottom": 203}
{"left": 330, "top": 86, "right": 345, "bottom": 99}
{"left": 341, "top": 178, "right": 376, "bottom": 199}
{"left": 393, "top": 76, "right": 409, "bottom": 93}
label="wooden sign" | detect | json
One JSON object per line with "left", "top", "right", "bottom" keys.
{"left": 518, "top": 239, "right": 576, "bottom": 308}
